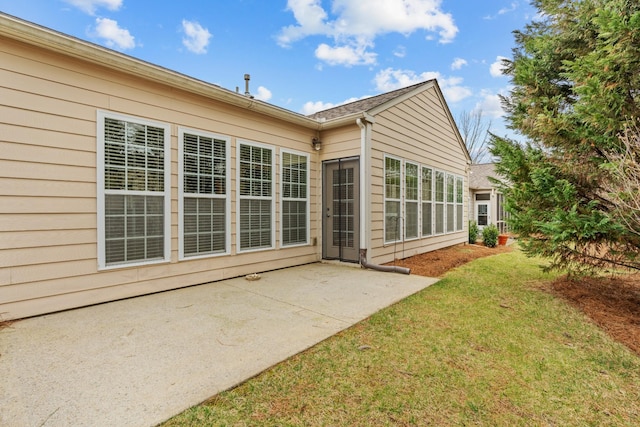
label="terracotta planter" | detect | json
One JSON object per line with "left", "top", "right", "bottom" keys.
{"left": 498, "top": 234, "right": 509, "bottom": 246}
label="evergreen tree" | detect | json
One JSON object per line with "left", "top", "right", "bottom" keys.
{"left": 491, "top": 0, "right": 640, "bottom": 272}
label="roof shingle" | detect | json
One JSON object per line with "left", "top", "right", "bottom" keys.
{"left": 308, "top": 80, "right": 434, "bottom": 121}
{"left": 469, "top": 163, "right": 501, "bottom": 190}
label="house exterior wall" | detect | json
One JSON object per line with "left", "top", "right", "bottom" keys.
{"left": 0, "top": 37, "right": 321, "bottom": 320}
{"left": 469, "top": 189, "right": 508, "bottom": 234}
{"left": 317, "top": 126, "right": 361, "bottom": 160}
{"left": 369, "top": 86, "right": 469, "bottom": 264}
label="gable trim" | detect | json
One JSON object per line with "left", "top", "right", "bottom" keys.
{"left": 366, "top": 80, "right": 436, "bottom": 117}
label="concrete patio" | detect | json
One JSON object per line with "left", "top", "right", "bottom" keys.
{"left": 0, "top": 262, "right": 438, "bottom": 427}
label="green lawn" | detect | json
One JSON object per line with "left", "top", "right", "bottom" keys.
{"left": 162, "top": 250, "right": 640, "bottom": 426}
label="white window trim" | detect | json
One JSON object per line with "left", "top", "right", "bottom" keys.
{"left": 236, "top": 139, "right": 275, "bottom": 253}
{"left": 178, "top": 127, "right": 231, "bottom": 260}
{"left": 384, "top": 154, "right": 403, "bottom": 244}
{"left": 280, "top": 148, "right": 310, "bottom": 247}
{"left": 96, "top": 110, "right": 171, "bottom": 270}
{"left": 404, "top": 161, "right": 420, "bottom": 241}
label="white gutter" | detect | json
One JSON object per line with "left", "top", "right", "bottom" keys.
{"left": 356, "top": 117, "right": 370, "bottom": 254}
{"left": 318, "top": 111, "right": 372, "bottom": 130}
{"left": 356, "top": 116, "right": 410, "bottom": 275}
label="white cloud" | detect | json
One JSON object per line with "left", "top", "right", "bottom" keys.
{"left": 94, "top": 18, "right": 135, "bottom": 50}
{"left": 498, "top": 2, "right": 518, "bottom": 15}
{"left": 451, "top": 57, "right": 467, "bottom": 70}
{"left": 483, "top": 1, "right": 519, "bottom": 20}
{"left": 374, "top": 68, "right": 436, "bottom": 91}
{"left": 278, "top": 0, "right": 458, "bottom": 66}
{"left": 393, "top": 45, "right": 406, "bottom": 58}
{"left": 315, "top": 42, "right": 377, "bottom": 66}
{"left": 475, "top": 89, "right": 508, "bottom": 119}
{"left": 301, "top": 95, "right": 370, "bottom": 115}
{"left": 254, "top": 86, "right": 273, "bottom": 102}
{"left": 301, "top": 100, "right": 337, "bottom": 115}
{"left": 278, "top": 0, "right": 329, "bottom": 46}
{"left": 64, "top": 0, "right": 122, "bottom": 15}
{"left": 374, "top": 67, "right": 472, "bottom": 103}
{"left": 444, "top": 83, "right": 473, "bottom": 103}
{"left": 181, "top": 20, "right": 211, "bottom": 54}
{"left": 490, "top": 56, "right": 509, "bottom": 77}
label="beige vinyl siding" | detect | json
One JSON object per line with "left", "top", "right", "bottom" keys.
{"left": 317, "top": 126, "right": 361, "bottom": 160}
{"left": 368, "top": 86, "right": 468, "bottom": 264}
{"left": 373, "top": 94, "right": 467, "bottom": 172}
{"left": 0, "top": 36, "right": 320, "bottom": 319}
{"left": 1, "top": 251, "right": 310, "bottom": 319}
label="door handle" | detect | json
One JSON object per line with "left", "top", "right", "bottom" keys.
{"left": 326, "top": 207, "right": 331, "bottom": 218}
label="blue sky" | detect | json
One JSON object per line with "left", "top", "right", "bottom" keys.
{"left": 0, "top": 0, "right": 536, "bottom": 137}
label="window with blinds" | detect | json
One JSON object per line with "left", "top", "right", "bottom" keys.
{"left": 405, "top": 162, "right": 419, "bottom": 239}
{"left": 435, "top": 170, "right": 445, "bottom": 234}
{"left": 421, "top": 166, "right": 433, "bottom": 236}
{"left": 456, "top": 176, "right": 464, "bottom": 231}
{"left": 384, "top": 156, "right": 402, "bottom": 243}
{"left": 238, "top": 142, "right": 273, "bottom": 251}
{"left": 181, "top": 131, "right": 228, "bottom": 257}
{"left": 99, "top": 112, "right": 169, "bottom": 268}
{"left": 282, "top": 151, "right": 308, "bottom": 246}
{"left": 446, "top": 173, "right": 455, "bottom": 233}
{"left": 382, "top": 154, "right": 465, "bottom": 243}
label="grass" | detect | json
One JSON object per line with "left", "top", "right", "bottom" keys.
{"left": 161, "top": 250, "right": 640, "bottom": 426}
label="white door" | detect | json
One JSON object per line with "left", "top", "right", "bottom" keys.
{"left": 476, "top": 202, "right": 490, "bottom": 230}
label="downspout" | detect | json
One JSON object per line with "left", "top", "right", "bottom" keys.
{"left": 356, "top": 117, "right": 410, "bottom": 275}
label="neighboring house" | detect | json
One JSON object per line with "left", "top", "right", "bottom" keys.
{"left": 0, "top": 14, "right": 471, "bottom": 320}
{"left": 469, "top": 163, "right": 509, "bottom": 233}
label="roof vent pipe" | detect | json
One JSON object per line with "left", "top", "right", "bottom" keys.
{"left": 244, "top": 74, "right": 253, "bottom": 98}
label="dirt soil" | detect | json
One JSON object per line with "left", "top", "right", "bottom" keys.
{"left": 544, "top": 274, "right": 640, "bottom": 356}
{"left": 386, "top": 242, "right": 514, "bottom": 278}
{"left": 390, "top": 243, "right": 640, "bottom": 357}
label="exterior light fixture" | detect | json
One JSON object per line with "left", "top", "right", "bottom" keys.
{"left": 312, "top": 137, "right": 322, "bottom": 151}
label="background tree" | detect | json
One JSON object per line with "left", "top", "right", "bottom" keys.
{"left": 602, "top": 123, "right": 640, "bottom": 240}
{"left": 457, "top": 109, "right": 492, "bottom": 164}
{"left": 491, "top": 0, "right": 640, "bottom": 272}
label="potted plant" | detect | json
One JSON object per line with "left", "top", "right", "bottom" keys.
{"left": 498, "top": 233, "right": 509, "bottom": 246}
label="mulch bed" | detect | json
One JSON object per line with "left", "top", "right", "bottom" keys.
{"left": 544, "top": 274, "right": 640, "bottom": 356}
{"left": 386, "top": 242, "right": 513, "bottom": 278}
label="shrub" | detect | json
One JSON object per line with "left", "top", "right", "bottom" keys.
{"left": 482, "top": 224, "right": 499, "bottom": 248}
{"left": 469, "top": 221, "right": 479, "bottom": 244}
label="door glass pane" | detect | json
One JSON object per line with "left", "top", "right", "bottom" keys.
{"left": 477, "top": 204, "right": 488, "bottom": 226}
{"left": 332, "top": 168, "right": 355, "bottom": 247}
